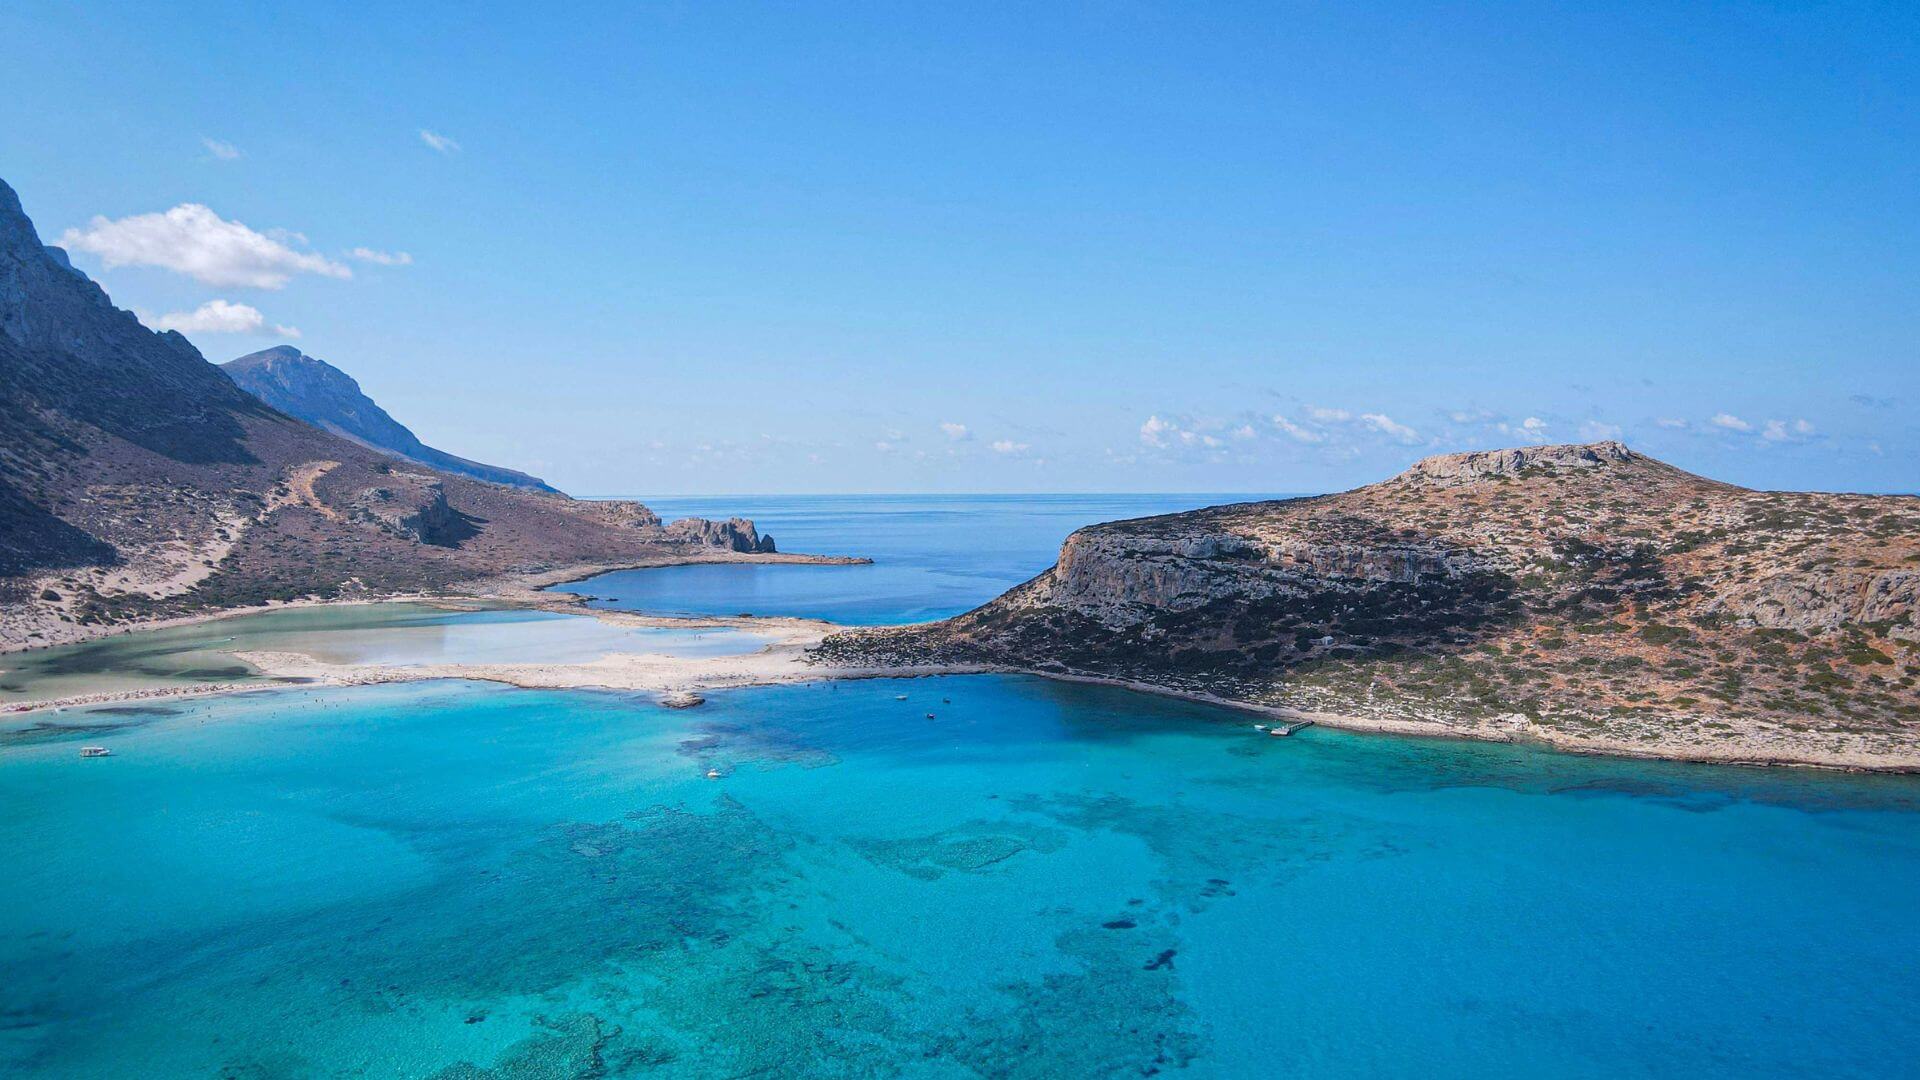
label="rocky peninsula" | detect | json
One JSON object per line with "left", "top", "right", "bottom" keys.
{"left": 815, "top": 442, "right": 1920, "bottom": 770}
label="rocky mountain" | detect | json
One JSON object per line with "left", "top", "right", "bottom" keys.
{"left": 819, "top": 442, "right": 1920, "bottom": 768}
{"left": 222, "top": 346, "right": 558, "bottom": 493}
{"left": 0, "top": 176, "right": 779, "bottom": 649}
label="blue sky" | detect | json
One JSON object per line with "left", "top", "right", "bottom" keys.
{"left": 2, "top": 2, "right": 1915, "bottom": 495}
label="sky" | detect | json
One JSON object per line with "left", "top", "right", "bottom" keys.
{"left": 2, "top": 2, "right": 1915, "bottom": 495}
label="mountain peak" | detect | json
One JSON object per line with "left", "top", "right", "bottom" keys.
{"left": 221, "top": 347, "right": 559, "bottom": 493}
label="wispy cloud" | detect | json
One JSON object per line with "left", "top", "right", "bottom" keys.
{"left": 1272, "top": 415, "right": 1324, "bottom": 444}
{"left": 1762, "top": 418, "right": 1815, "bottom": 443}
{"left": 990, "top": 439, "right": 1030, "bottom": 454}
{"left": 1710, "top": 413, "right": 1753, "bottom": 433}
{"left": 419, "top": 129, "right": 461, "bottom": 154}
{"left": 348, "top": 247, "right": 413, "bottom": 266}
{"left": 1360, "top": 412, "right": 1420, "bottom": 444}
{"left": 146, "top": 299, "right": 298, "bottom": 338}
{"left": 1307, "top": 406, "right": 1351, "bottom": 422}
{"left": 61, "top": 204, "right": 351, "bottom": 289}
{"left": 939, "top": 421, "right": 971, "bottom": 441}
{"left": 200, "top": 137, "right": 242, "bottom": 161}
{"left": 1655, "top": 417, "right": 1689, "bottom": 430}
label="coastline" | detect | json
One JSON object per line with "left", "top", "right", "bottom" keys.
{"left": 0, "top": 549, "right": 868, "bottom": 657}
{"left": 7, "top": 594, "right": 1917, "bottom": 773}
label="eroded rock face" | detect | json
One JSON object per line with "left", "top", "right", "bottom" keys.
{"left": 584, "top": 501, "right": 664, "bottom": 530}
{"left": 348, "top": 474, "right": 471, "bottom": 547}
{"left": 1713, "top": 569, "right": 1920, "bottom": 631}
{"left": 1401, "top": 440, "right": 1638, "bottom": 485}
{"left": 666, "top": 516, "right": 777, "bottom": 553}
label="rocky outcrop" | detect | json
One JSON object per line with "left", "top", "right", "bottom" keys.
{"left": 821, "top": 442, "right": 1920, "bottom": 762}
{"left": 1399, "top": 440, "right": 1640, "bottom": 485}
{"left": 581, "top": 500, "right": 663, "bottom": 530}
{"left": 666, "top": 516, "right": 777, "bottom": 553}
{"left": 223, "top": 346, "right": 558, "bottom": 493}
{"left": 347, "top": 474, "right": 474, "bottom": 547}
{"left": 1712, "top": 569, "right": 1920, "bottom": 631}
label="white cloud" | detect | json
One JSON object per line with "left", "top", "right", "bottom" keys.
{"left": 1710, "top": 413, "right": 1752, "bottom": 432}
{"left": 1307, "top": 406, "right": 1351, "bottom": 422}
{"left": 1655, "top": 417, "right": 1689, "bottom": 430}
{"left": 146, "top": 299, "right": 298, "bottom": 338}
{"left": 1520, "top": 416, "right": 1548, "bottom": 437}
{"left": 420, "top": 129, "right": 461, "bottom": 154}
{"left": 939, "top": 422, "right": 971, "bottom": 441}
{"left": 1272, "top": 416, "right": 1325, "bottom": 444}
{"left": 991, "top": 439, "right": 1030, "bottom": 454}
{"left": 1360, "top": 412, "right": 1420, "bottom": 444}
{"left": 1231, "top": 424, "right": 1256, "bottom": 441}
{"left": 61, "top": 204, "right": 351, "bottom": 289}
{"left": 1139, "top": 415, "right": 1178, "bottom": 448}
{"left": 348, "top": 247, "right": 413, "bottom": 266}
{"left": 873, "top": 440, "right": 898, "bottom": 453}
{"left": 1762, "top": 418, "right": 1816, "bottom": 443}
{"left": 201, "top": 137, "right": 242, "bottom": 161}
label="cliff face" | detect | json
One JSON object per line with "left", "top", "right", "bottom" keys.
{"left": 222, "top": 346, "right": 559, "bottom": 493}
{"left": 666, "top": 516, "right": 777, "bottom": 554}
{"left": 821, "top": 442, "right": 1920, "bottom": 767}
{"left": 0, "top": 175, "right": 777, "bottom": 649}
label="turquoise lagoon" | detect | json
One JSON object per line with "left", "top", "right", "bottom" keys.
{"left": 4, "top": 674, "right": 1918, "bottom": 1077}
{"left": 0, "top": 604, "right": 771, "bottom": 706}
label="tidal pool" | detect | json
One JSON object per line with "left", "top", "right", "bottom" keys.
{"left": 0, "top": 604, "right": 771, "bottom": 706}
{"left": 2, "top": 675, "right": 1916, "bottom": 1077}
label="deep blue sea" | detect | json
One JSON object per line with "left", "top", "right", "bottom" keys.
{"left": 571, "top": 493, "right": 1281, "bottom": 623}
{"left": 4, "top": 494, "right": 1920, "bottom": 1078}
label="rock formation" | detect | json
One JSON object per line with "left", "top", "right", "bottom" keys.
{"left": 223, "top": 346, "right": 558, "bottom": 492}
{"left": 665, "top": 516, "right": 777, "bottom": 553}
{"left": 820, "top": 442, "right": 1920, "bottom": 767}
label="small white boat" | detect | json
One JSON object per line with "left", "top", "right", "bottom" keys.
{"left": 80, "top": 746, "right": 112, "bottom": 758}
{"left": 926, "top": 712, "right": 936, "bottom": 719}
{"left": 895, "top": 694, "right": 908, "bottom": 701}
{"left": 705, "top": 768, "right": 721, "bottom": 780}
{"left": 1254, "top": 724, "right": 1268, "bottom": 731}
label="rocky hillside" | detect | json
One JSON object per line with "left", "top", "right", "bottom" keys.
{"left": 819, "top": 442, "right": 1920, "bottom": 768}
{"left": 223, "top": 346, "right": 558, "bottom": 492}
{"left": 0, "top": 176, "right": 779, "bottom": 650}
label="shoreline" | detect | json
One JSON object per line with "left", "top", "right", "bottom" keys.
{"left": 5, "top": 588, "right": 1916, "bottom": 774}
{"left": 0, "top": 549, "right": 866, "bottom": 657}
{"left": 7, "top": 604, "right": 1917, "bottom": 773}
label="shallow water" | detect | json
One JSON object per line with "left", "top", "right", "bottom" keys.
{"left": 0, "top": 605, "right": 769, "bottom": 705}
{"left": 4, "top": 675, "right": 1916, "bottom": 1077}
{"left": 573, "top": 493, "right": 1284, "bottom": 624}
